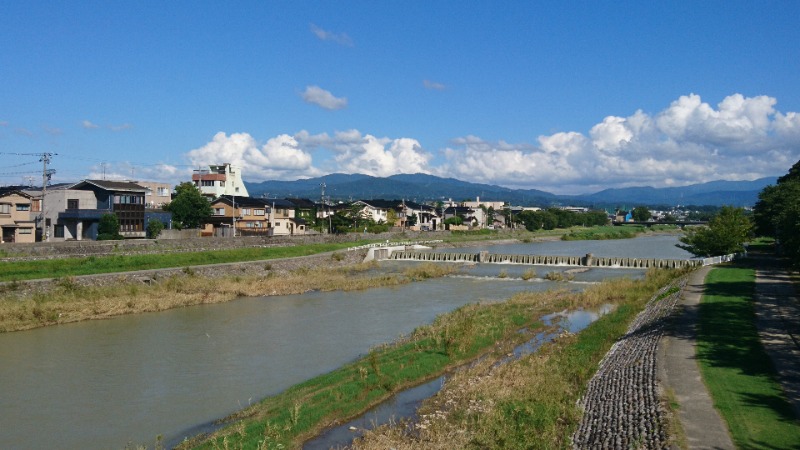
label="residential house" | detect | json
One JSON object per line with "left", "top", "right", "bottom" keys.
{"left": 286, "top": 198, "right": 317, "bottom": 227}
{"left": 402, "top": 201, "right": 441, "bottom": 231}
{"left": 461, "top": 197, "right": 507, "bottom": 228}
{"left": 191, "top": 163, "right": 248, "bottom": 199}
{"left": 206, "top": 196, "right": 306, "bottom": 237}
{"left": 0, "top": 188, "right": 38, "bottom": 243}
{"left": 443, "top": 205, "right": 477, "bottom": 229}
{"left": 44, "top": 180, "right": 147, "bottom": 240}
{"left": 137, "top": 181, "right": 173, "bottom": 209}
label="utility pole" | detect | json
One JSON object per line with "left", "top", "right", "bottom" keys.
{"left": 39, "top": 153, "right": 56, "bottom": 241}
{"left": 320, "top": 182, "right": 326, "bottom": 233}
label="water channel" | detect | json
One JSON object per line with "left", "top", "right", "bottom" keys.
{"left": 0, "top": 235, "right": 692, "bottom": 449}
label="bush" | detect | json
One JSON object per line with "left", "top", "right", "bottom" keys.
{"left": 146, "top": 219, "right": 165, "bottom": 239}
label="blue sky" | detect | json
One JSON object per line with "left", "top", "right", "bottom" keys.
{"left": 2, "top": 1, "right": 799, "bottom": 194}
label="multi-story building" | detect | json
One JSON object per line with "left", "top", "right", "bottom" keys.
{"left": 0, "top": 187, "right": 38, "bottom": 243}
{"left": 43, "top": 180, "right": 147, "bottom": 240}
{"left": 136, "top": 181, "right": 173, "bottom": 209}
{"left": 191, "top": 163, "right": 248, "bottom": 199}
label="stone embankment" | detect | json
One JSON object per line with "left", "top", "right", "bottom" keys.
{"left": 2, "top": 247, "right": 368, "bottom": 299}
{"left": 572, "top": 277, "right": 688, "bottom": 449}
{"left": 0, "top": 232, "right": 444, "bottom": 261}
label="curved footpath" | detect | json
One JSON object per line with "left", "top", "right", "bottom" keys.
{"left": 657, "top": 257, "right": 800, "bottom": 449}
{"left": 657, "top": 266, "right": 735, "bottom": 449}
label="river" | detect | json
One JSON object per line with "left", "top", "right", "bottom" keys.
{"left": 0, "top": 235, "right": 692, "bottom": 449}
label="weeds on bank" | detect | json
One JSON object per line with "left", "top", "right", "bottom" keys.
{"left": 351, "top": 268, "right": 685, "bottom": 449}
{"left": 561, "top": 225, "right": 645, "bottom": 241}
{"left": 0, "top": 262, "right": 407, "bottom": 332}
{"left": 181, "top": 268, "right": 684, "bottom": 450}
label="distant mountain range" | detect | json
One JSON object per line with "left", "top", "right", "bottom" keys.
{"left": 244, "top": 173, "right": 776, "bottom": 208}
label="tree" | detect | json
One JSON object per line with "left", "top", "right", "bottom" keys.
{"left": 631, "top": 206, "right": 651, "bottom": 222}
{"left": 678, "top": 206, "right": 752, "bottom": 257}
{"left": 407, "top": 213, "right": 418, "bottom": 227}
{"left": 165, "top": 182, "right": 212, "bottom": 229}
{"left": 754, "top": 159, "right": 800, "bottom": 262}
{"left": 97, "top": 213, "right": 122, "bottom": 240}
{"left": 146, "top": 218, "right": 164, "bottom": 239}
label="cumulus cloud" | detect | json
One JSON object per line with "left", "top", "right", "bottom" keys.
{"left": 82, "top": 120, "right": 99, "bottom": 129}
{"left": 185, "top": 131, "right": 321, "bottom": 181}
{"left": 310, "top": 24, "right": 353, "bottom": 46}
{"left": 440, "top": 93, "right": 800, "bottom": 193}
{"left": 295, "top": 129, "right": 433, "bottom": 177}
{"left": 184, "top": 129, "right": 434, "bottom": 182}
{"left": 301, "top": 85, "right": 348, "bottom": 110}
{"left": 423, "top": 79, "right": 447, "bottom": 91}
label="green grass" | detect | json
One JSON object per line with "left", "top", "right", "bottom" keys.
{"left": 698, "top": 265, "right": 800, "bottom": 449}
{"left": 180, "top": 269, "right": 685, "bottom": 449}
{"left": 181, "top": 296, "right": 554, "bottom": 449}
{"left": 561, "top": 225, "right": 645, "bottom": 241}
{"left": 0, "top": 241, "right": 372, "bottom": 282}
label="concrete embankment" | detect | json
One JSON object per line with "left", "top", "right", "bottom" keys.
{"left": 387, "top": 250, "right": 703, "bottom": 269}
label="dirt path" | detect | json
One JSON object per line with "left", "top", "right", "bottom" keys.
{"left": 753, "top": 256, "right": 800, "bottom": 418}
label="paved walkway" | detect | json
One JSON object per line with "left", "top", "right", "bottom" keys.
{"left": 658, "top": 266, "right": 736, "bottom": 449}
{"left": 659, "top": 258, "right": 800, "bottom": 449}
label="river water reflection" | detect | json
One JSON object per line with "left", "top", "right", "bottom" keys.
{"left": 0, "top": 235, "right": 690, "bottom": 449}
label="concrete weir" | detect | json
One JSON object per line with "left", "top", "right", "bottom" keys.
{"left": 386, "top": 250, "right": 703, "bottom": 269}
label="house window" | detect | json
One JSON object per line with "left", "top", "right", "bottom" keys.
{"left": 157, "top": 187, "right": 170, "bottom": 196}
{"left": 201, "top": 180, "right": 214, "bottom": 187}
{"left": 19, "top": 228, "right": 32, "bottom": 234}
{"left": 0, "top": 204, "right": 9, "bottom": 214}
{"left": 213, "top": 208, "right": 225, "bottom": 216}
{"left": 54, "top": 225, "right": 64, "bottom": 238}
{"left": 254, "top": 209, "right": 264, "bottom": 216}
{"left": 67, "top": 199, "right": 79, "bottom": 209}
{"left": 16, "top": 204, "right": 30, "bottom": 211}
{"left": 235, "top": 186, "right": 240, "bottom": 193}
{"left": 242, "top": 208, "right": 251, "bottom": 216}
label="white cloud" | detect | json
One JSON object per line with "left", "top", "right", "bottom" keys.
{"left": 423, "top": 79, "right": 446, "bottom": 91}
{"left": 301, "top": 85, "right": 348, "bottom": 110}
{"left": 82, "top": 120, "right": 99, "bottom": 129}
{"left": 440, "top": 93, "right": 800, "bottom": 193}
{"left": 310, "top": 23, "right": 353, "bottom": 47}
{"left": 109, "top": 123, "right": 132, "bottom": 132}
{"left": 295, "top": 129, "right": 432, "bottom": 177}
{"left": 185, "top": 131, "right": 320, "bottom": 181}
{"left": 0, "top": 120, "right": 8, "bottom": 127}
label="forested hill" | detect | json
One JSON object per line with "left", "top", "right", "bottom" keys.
{"left": 244, "top": 173, "right": 776, "bottom": 207}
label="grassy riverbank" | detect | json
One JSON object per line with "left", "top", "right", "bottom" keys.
{"left": 0, "top": 241, "right": 375, "bottom": 282}
{"left": 697, "top": 264, "right": 800, "bottom": 448}
{"left": 561, "top": 224, "right": 679, "bottom": 241}
{"left": 179, "top": 268, "right": 684, "bottom": 450}
{"left": 0, "top": 262, "right": 457, "bottom": 332}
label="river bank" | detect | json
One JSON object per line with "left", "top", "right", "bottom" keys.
{"left": 179, "top": 268, "right": 686, "bottom": 449}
